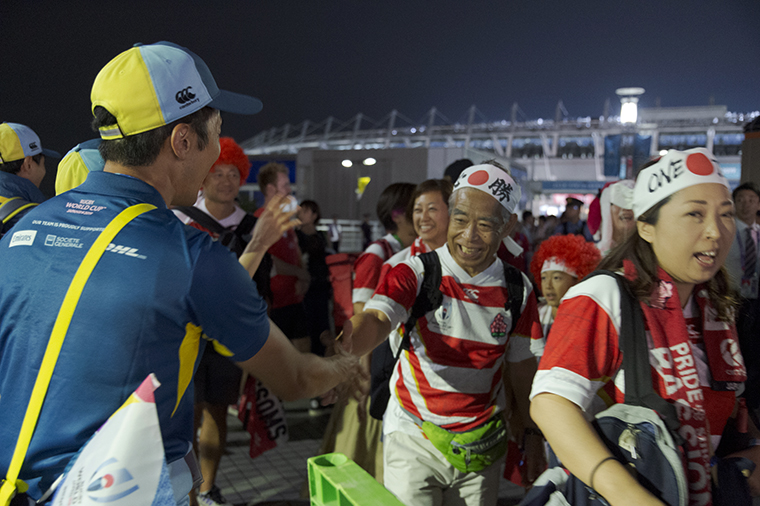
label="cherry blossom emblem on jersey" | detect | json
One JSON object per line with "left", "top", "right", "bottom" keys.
{"left": 490, "top": 313, "right": 508, "bottom": 338}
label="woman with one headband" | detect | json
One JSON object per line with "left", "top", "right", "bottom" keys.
{"left": 530, "top": 148, "right": 759, "bottom": 505}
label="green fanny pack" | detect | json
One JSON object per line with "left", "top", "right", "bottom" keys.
{"left": 421, "top": 415, "right": 508, "bottom": 473}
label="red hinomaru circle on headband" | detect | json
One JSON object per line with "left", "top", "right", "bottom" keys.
{"left": 467, "top": 170, "right": 490, "bottom": 185}
{"left": 686, "top": 153, "right": 714, "bottom": 176}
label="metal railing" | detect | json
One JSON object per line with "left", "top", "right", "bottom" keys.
{"left": 316, "top": 220, "right": 384, "bottom": 254}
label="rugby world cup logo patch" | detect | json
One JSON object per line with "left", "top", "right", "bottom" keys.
{"left": 439, "top": 299, "right": 451, "bottom": 320}
{"left": 86, "top": 457, "right": 140, "bottom": 502}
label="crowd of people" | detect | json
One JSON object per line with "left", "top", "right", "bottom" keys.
{"left": 1, "top": 39, "right": 760, "bottom": 506}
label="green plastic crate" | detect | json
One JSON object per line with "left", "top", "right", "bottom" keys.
{"left": 308, "top": 453, "right": 405, "bottom": 506}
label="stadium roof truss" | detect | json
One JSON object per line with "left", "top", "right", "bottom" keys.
{"left": 240, "top": 103, "right": 757, "bottom": 158}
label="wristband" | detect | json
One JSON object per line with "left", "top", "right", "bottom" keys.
{"left": 589, "top": 456, "right": 617, "bottom": 491}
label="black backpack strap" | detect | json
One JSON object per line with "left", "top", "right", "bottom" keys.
{"left": 234, "top": 213, "right": 257, "bottom": 236}
{"left": 221, "top": 213, "right": 257, "bottom": 257}
{"left": 584, "top": 270, "right": 683, "bottom": 444}
{"left": 396, "top": 251, "right": 443, "bottom": 358}
{"left": 174, "top": 205, "right": 227, "bottom": 236}
{"left": 0, "top": 197, "right": 36, "bottom": 224}
{"left": 368, "top": 250, "right": 442, "bottom": 420}
{"left": 502, "top": 262, "right": 524, "bottom": 335}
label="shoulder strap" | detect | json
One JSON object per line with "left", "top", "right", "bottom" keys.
{"left": 502, "top": 262, "right": 524, "bottom": 334}
{"left": 235, "top": 213, "right": 257, "bottom": 236}
{"left": 395, "top": 253, "right": 524, "bottom": 357}
{"left": 0, "top": 197, "right": 37, "bottom": 225}
{"left": 0, "top": 203, "right": 156, "bottom": 505}
{"left": 584, "top": 270, "right": 683, "bottom": 442}
{"left": 220, "top": 213, "right": 256, "bottom": 257}
{"left": 174, "top": 205, "right": 227, "bottom": 236}
{"left": 379, "top": 239, "right": 394, "bottom": 260}
{"left": 395, "top": 251, "right": 442, "bottom": 359}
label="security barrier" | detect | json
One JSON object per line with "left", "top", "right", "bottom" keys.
{"left": 307, "top": 453, "right": 404, "bottom": 506}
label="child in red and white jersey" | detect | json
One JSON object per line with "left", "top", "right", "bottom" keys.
{"left": 528, "top": 234, "right": 601, "bottom": 358}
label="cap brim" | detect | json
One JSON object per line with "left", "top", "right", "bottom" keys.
{"left": 42, "top": 148, "right": 61, "bottom": 159}
{"left": 210, "top": 90, "right": 263, "bottom": 115}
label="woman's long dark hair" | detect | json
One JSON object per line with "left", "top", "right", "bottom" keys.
{"left": 598, "top": 196, "right": 737, "bottom": 321}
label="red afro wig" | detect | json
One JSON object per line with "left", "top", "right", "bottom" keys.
{"left": 530, "top": 234, "right": 602, "bottom": 287}
{"left": 210, "top": 137, "right": 250, "bottom": 186}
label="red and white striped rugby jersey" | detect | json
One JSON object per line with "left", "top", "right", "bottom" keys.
{"left": 531, "top": 274, "right": 737, "bottom": 441}
{"left": 366, "top": 245, "right": 539, "bottom": 433}
{"left": 376, "top": 237, "right": 431, "bottom": 292}
{"left": 352, "top": 233, "right": 402, "bottom": 304}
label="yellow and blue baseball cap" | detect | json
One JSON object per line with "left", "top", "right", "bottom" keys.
{"left": 91, "top": 41, "right": 263, "bottom": 140}
{"left": 55, "top": 139, "right": 104, "bottom": 195}
{"left": 0, "top": 122, "right": 60, "bottom": 163}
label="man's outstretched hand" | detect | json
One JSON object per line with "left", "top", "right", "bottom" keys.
{"left": 318, "top": 324, "right": 368, "bottom": 406}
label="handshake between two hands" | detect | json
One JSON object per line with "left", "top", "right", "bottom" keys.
{"left": 317, "top": 321, "right": 371, "bottom": 418}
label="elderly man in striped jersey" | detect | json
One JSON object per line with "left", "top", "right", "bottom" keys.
{"left": 339, "top": 162, "right": 544, "bottom": 506}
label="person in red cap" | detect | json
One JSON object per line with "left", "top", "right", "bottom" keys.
{"left": 174, "top": 137, "right": 262, "bottom": 506}
{"left": 529, "top": 234, "right": 601, "bottom": 357}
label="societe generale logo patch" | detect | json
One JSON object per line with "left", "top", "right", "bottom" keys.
{"left": 9, "top": 230, "right": 37, "bottom": 247}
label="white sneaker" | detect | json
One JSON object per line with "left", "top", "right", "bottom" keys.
{"left": 197, "top": 485, "right": 229, "bottom": 506}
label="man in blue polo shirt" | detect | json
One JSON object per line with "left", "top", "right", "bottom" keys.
{"left": 0, "top": 122, "right": 59, "bottom": 236}
{"left": 0, "top": 42, "right": 360, "bottom": 506}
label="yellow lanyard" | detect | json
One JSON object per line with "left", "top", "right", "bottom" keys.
{"left": 0, "top": 203, "right": 156, "bottom": 505}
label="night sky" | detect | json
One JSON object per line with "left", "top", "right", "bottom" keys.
{"left": 2, "top": 0, "right": 759, "bottom": 158}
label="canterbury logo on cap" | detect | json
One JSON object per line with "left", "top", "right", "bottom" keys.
{"left": 175, "top": 87, "right": 196, "bottom": 104}
{"left": 29, "top": 142, "right": 38, "bottom": 150}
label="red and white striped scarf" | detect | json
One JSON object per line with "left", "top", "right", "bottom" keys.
{"left": 624, "top": 260, "right": 746, "bottom": 505}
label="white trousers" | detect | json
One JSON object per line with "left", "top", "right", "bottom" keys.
{"left": 383, "top": 431, "right": 502, "bottom": 506}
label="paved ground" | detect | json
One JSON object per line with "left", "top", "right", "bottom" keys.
{"left": 214, "top": 399, "right": 526, "bottom": 506}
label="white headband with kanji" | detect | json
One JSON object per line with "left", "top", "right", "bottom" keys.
{"left": 453, "top": 164, "right": 521, "bottom": 214}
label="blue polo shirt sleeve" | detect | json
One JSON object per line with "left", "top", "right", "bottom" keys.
{"left": 187, "top": 238, "right": 270, "bottom": 362}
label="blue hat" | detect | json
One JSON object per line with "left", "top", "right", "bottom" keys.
{"left": 0, "top": 122, "right": 60, "bottom": 163}
{"left": 55, "top": 139, "right": 104, "bottom": 195}
{"left": 91, "top": 41, "right": 263, "bottom": 140}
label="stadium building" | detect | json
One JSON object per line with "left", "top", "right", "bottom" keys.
{"left": 237, "top": 98, "right": 758, "bottom": 250}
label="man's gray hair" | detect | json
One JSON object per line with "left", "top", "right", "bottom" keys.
{"left": 448, "top": 189, "right": 512, "bottom": 234}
